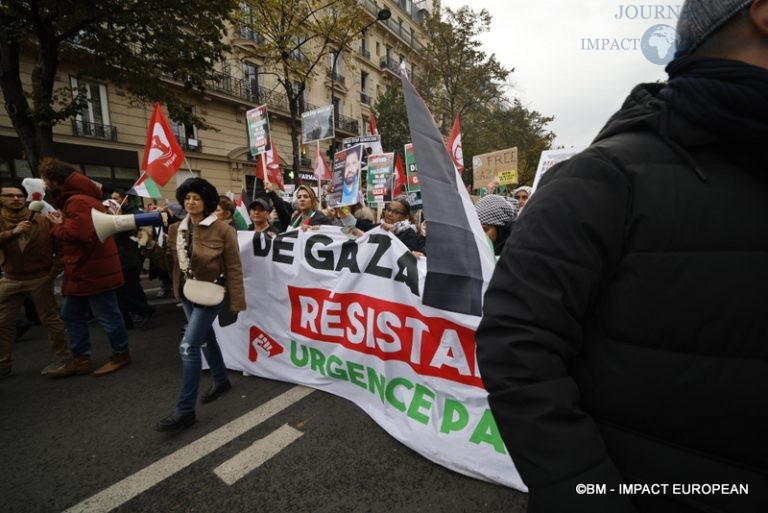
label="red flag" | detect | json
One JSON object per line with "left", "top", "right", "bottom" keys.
{"left": 140, "top": 103, "right": 185, "bottom": 186}
{"left": 446, "top": 115, "right": 464, "bottom": 174}
{"left": 313, "top": 144, "right": 332, "bottom": 181}
{"left": 264, "top": 137, "right": 284, "bottom": 191}
{"left": 254, "top": 158, "right": 264, "bottom": 179}
{"left": 369, "top": 112, "right": 379, "bottom": 136}
{"left": 393, "top": 153, "right": 406, "bottom": 197}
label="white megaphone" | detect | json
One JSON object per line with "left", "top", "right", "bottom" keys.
{"left": 92, "top": 209, "right": 168, "bottom": 242}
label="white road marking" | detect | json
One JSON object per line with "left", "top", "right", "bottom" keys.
{"left": 213, "top": 423, "right": 304, "bottom": 485}
{"left": 63, "top": 386, "right": 315, "bottom": 513}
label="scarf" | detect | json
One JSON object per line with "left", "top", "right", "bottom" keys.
{"left": 660, "top": 56, "right": 768, "bottom": 142}
{"left": 0, "top": 206, "right": 31, "bottom": 252}
{"left": 0, "top": 206, "right": 29, "bottom": 231}
{"left": 291, "top": 211, "right": 315, "bottom": 228}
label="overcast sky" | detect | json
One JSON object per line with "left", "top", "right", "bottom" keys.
{"left": 439, "top": 0, "right": 675, "bottom": 148}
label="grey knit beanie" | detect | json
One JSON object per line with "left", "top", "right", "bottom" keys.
{"left": 676, "top": 0, "right": 753, "bottom": 56}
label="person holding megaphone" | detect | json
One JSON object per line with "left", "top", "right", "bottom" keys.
{"left": 140, "top": 177, "right": 245, "bottom": 432}
{"left": 38, "top": 158, "right": 131, "bottom": 378}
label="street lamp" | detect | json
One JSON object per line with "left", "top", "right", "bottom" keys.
{"left": 330, "top": 8, "right": 391, "bottom": 155}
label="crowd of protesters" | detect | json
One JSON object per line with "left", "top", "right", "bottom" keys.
{"left": 0, "top": 157, "right": 519, "bottom": 431}
{"left": 2, "top": 2, "right": 766, "bottom": 512}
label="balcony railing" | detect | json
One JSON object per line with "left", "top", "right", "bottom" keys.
{"left": 205, "top": 73, "right": 291, "bottom": 112}
{"left": 379, "top": 57, "right": 400, "bottom": 75}
{"left": 335, "top": 113, "right": 359, "bottom": 134}
{"left": 359, "top": 47, "right": 370, "bottom": 59}
{"left": 237, "top": 25, "right": 265, "bottom": 44}
{"left": 204, "top": 72, "right": 357, "bottom": 132}
{"left": 359, "top": 0, "right": 425, "bottom": 51}
{"left": 328, "top": 71, "right": 346, "bottom": 86}
{"left": 360, "top": 92, "right": 371, "bottom": 105}
{"left": 178, "top": 138, "right": 202, "bottom": 152}
{"left": 72, "top": 119, "right": 117, "bottom": 141}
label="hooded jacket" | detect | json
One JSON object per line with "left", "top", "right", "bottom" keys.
{"left": 476, "top": 84, "right": 768, "bottom": 513}
{"left": 50, "top": 172, "right": 123, "bottom": 296}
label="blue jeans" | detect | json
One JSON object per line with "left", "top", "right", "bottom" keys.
{"left": 61, "top": 291, "right": 128, "bottom": 356}
{"left": 175, "top": 298, "right": 228, "bottom": 413}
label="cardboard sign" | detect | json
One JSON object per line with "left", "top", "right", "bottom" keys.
{"left": 472, "top": 147, "right": 518, "bottom": 188}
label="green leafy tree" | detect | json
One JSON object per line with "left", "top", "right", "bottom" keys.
{"left": 420, "top": 6, "right": 511, "bottom": 133}
{"left": 414, "top": 6, "right": 554, "bottom": 189}
{"left": 372, "top": 86, "right": 410, "bottom": 156}
{"left": 237, "top": 0, "right": 370, "bottom": 174}
{"left": 463, "top": 99, "right": 555, "bottom": 187}
{"left": 0, "top": 0, "right": 237, "bottom": 175}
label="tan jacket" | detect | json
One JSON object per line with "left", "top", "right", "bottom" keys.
{"left": 0, "top": 212, "right": 61, "bottom": 280}
{"left": 150, "top": 215, "right": 246, "bottom": 311}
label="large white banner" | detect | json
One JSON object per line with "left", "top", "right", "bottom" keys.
{"left": 214, "top": 227, "right": 526, "bottom": 491}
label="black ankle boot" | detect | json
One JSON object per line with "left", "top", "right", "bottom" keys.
{"left": 200, "top": 380, "right": 232, "bottom": 404}
{"left": 155, "top": 410, "right": 196, "bottom": 432}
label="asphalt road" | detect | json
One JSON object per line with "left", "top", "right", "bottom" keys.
{"left": 0, "top": 286, "right": 528, "bottom": 513}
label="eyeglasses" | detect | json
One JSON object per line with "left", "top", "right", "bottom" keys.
{"left": 1, "top": 193, "right": 25, "bottom": 199}
{"left": 384, "top": 205, "right": 407, "bottom": 216}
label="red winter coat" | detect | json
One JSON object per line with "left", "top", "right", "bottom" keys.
{"left": 50, "top": 172, "right": 123, "bottom": 296}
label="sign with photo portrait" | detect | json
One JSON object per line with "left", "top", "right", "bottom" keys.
{"left": 328, "top": 144, "right": 363, "bottom": 207}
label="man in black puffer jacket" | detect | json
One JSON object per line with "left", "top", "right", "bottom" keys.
{"left": 476, "top": 2, "right": 768, "bottom": 513}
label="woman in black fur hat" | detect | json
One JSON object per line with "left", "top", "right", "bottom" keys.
{"left": 142, "top": 177, "right": 246, "bottom": 432}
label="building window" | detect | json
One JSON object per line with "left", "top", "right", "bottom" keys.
{"left": 14, "top": 160, "right": 32, "bottom": 178}
{"left": 0, "top": 159, "right": 33, "bottom": 179}
{"left": 83, "top": 165, "right": 112, "bottom": 179}
{"left": 243, "top": 62, "right": 260, "bottom": 102}
{"left": 361, "top": 32, "right": 369, "bottom": 56}
{"left": 81, "top": 164, "right": 139, "bottom": 187}
{"left": 114, "top": 167, "right": 139, "bottom": 180}
{"left": 362, "top": 115, "right": 370, "bottom": 136}
{"left": 360, "top": 72, "right": 370, "bottom": 105}
{"left": 329, "top": 52, "right": 342, "bottom": 80}
{"left": 293, "top": 81, "right": 307, "bottom": 113}
{"left": 70, "top": 77, "right": 112, "bottom": 139}
{"left": 290, "top": 35, "right": 306, "bottom": 61}
{"left": 238, "top": 2, "right": 262, "bottom": 42}
{"left": 332, "top": 97, "right": 340, "bottom": 126}
{"left": 171, "top": 106, "right": 200, "bottom": 151}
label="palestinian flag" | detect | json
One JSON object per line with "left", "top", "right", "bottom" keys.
{"left": 233, "top": 190, "right": 250, "bottom": 230}
{"left": 400, "top": 68, "right": 495, "bottom": 316}
{"left": 128, "top": 173, "right": 163, "bottom": 199}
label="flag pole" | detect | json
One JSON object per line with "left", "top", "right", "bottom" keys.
{"left": 316, "top": 141, "right": 322, "bottom": 205}
{"left": 252, "top": 155, "right": 258, "bottom": 201}
{"left": 260, "top": 152, "right": 270, "bottom": 195}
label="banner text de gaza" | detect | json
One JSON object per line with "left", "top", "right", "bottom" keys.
{"left": 251, "top": 231, "right": 420, "bottom": 297}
